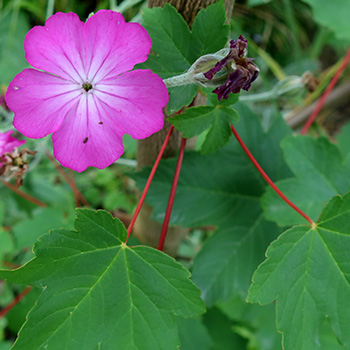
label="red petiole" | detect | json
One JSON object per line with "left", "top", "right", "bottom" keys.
{"left": 301, "top": 48, "right": 350, "bottom": 134}
{"left": 158, "top": 137, "right": 187, "bottom": 251}
{"left": 126, "top": 126, "right": 175, "bottom": 243}
{"left": 230, "top": 124, "right": 315, "bottom": 226}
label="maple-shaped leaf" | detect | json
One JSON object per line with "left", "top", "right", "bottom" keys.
{"left": 247, "top": 192, "right": 350, "bottom": 350}
{"left": 134, "top": 105, "right": 291, "bottom": 305}
{"left": 0, "top": 209, "right": 205, "bottom": 350}
{"left": 262, "top": 135, "right": 350, "bottom": 226}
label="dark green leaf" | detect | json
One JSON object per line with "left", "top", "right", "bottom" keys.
{"left": 177, "top": 318, "right": 212, "bottom": 350}
{"left": 167, "top": 84, "right": 198, "bottom": 114}
{"left": 192, "top": 216, "right": 280, "bottom": 305}
{"left": 190, "top": 0, "right": 229, "bottom": 59}
{"left": 202, "top": 307, "right": 247, "bottom": 350}
{"left": 134, "top": 103, "right": 292, "bottom": 229}
{"left": 217, "top": 296, "right": 282, "bottom": 350}
{"left": 262, "top": 136, "right": 350, "bottom": 226}
{"left": 0, "top": 209, "right": 205, "bottom": 350}
{"left": 248, "top": 192, "right": 350, "bottom": 350}
{"left": 141, "top": 2, "right": 229, "bottom": 112}
{"left": 169, "top": 105, "right": 239, "bottom": 153}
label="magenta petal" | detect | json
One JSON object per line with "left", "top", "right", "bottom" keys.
{"left": 94, "top": 70, "right": 168, "bottom": 139}
{"left": 52, "top": 94, "right": 124, "bottom": 172}
{"left": 24, "top": 12, "right": 85, "bottom": 82}
{"left": 0, "top": 131, "right": 25, "bottom": 155}
{"left": 6, "top": 69, "right": 81, "bottom": 138}
{"left": 84, "top": 10, "right": 152, "bottom": 82}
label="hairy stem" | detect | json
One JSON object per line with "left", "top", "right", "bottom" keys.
{"left": 126, "top": 126, "right": 175, "bottom": 243}
{"left": 230, "top": 124, "right": 314, "bottom": 226}
{"left": 158, "top": 137, "right": 187, "bottom": 251}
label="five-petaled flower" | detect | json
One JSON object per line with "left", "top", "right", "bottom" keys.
{"left": 5, "top": 10, "right": 169, "bottom": 172}
{"left": 204, "top": 35, "right": 259, "bottom": 100}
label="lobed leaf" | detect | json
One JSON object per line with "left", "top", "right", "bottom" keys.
{"left": 169, "top": 105, "right": 239, "bottom": 154}
{"left": 0, "top": 209, "right": 205, "bottom": 350}
{"left": 248, "top": 192, "right": 350, "bottom": 350}
{"left": 134, "top": 104, "right": 292, "bottom": 305}
{"left": 262, "top": 135, "right": 350, "bottom": 226}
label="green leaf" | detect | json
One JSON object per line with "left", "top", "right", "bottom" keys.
{"left": 248, "top": 192, "right": 350, "bottom": 350}
{"left": 12, "top": 207, "right": 74, "bottom": 251}
{"left": 177, "top": 318, "right": 212, "bottom": 350}
{"left": 134, "top": 106, "right": 291, "bottom": 305}
{"left": 300, "top": 0, "right": 350, "bottom": 41}
{"left": 192, "top": 216, "right": 280, "bottom": 305}
{"left": 167, "top": 84, "right": 198, "bottom": 114}
{"left": 0, "top": 209, "right": 205, "bottom": 350}
{"left": 142, "top": 4, "right": 192, "bottom": 78}
{"left": 134, "top": 103, "right": 292, "bottom": 229}
{"left": 202, "top": 307, "right": 247, "bottom": 350}
{"left": 141, "top": 1, "right": 229, "bottom": 112}
{"left": 217, "top": 296, "right": 282, "bottom": 350}
{"left": 190, "top": 0, "right": 229, "bottom": 59}
{"left": 262, "top": 136, "right": 350, "bottom": 226}
{"left": 169, "top": 106, "right": 239, "bottom": 153}
{"left": 0, "top": 11, "right": 30, "bottom": 84}
{"left": 0, "top": 231, "right": 14, "bottom": 268}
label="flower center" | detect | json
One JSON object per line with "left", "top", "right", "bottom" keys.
{"left": 82, "top": 83, "right": 93, "bottom": 92}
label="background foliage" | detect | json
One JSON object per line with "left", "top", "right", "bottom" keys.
{"left": 0, "top": 0, "right": 350, "bottom": 349}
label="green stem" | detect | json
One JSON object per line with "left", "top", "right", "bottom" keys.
{"left": 163, "top": 73, "right": 193, "bottom": 88}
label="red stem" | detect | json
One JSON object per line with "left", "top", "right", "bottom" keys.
{"left": 158, "top": 137, "right": 187, "bottom": 251}
{"left": 230, "top": 124, "right": 314, "bottom": 226}
{"left": 126, "top": 126, "right": 175, "bottom": 243}
{"left": 301, "top": 48, "right": 350, "bottom": 134}
{"left": 0, "top": 286, "right": 32, "bottom": 319}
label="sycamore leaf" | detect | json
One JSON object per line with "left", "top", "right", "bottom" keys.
{"left": 0, "top": 209, "right": 205, "bottom": 350}
{"left": 169, "top": 106, "right": 239, "bottom": 154}
{"left": 134, "top": 105, "right": 291, "bottom": 305}
{"left": 141, "top": 1, "right": 229, "bottom": 113}
{"left": 248, "top": 192, "right": 350, "bottom": 350}
{"left": 134, "top": 103, "right": 292, "bottom": 229}
{"left": 192, "top": 216, "right": 280, "bottom": 306}
{"left": 262, "top": 135, "right": 350, "bottom": 226}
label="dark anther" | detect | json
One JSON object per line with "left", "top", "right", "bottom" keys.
{"left": 99, "top": 121, "right": 103, "bottom": 125}
{"left": 82, "top": 83, "right": 93, "bottom": 92}
{"left": 83, "top": 137, "right": 89, "bottom": 144}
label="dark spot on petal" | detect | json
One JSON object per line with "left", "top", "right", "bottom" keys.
{"left": 99, "top": 121, "right": 103, "bottom": 125}
{"left": 83, "top": 137, "right": 89, "bottom": 144}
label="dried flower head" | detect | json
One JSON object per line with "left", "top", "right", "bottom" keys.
{"left": 204, "top": 35, "right": 259, "bottom": 100}
{"left": 0, "top": 131, "right": 33, "bottom": 187}
{"left": 5, "top": 10, "right": 169, "bottom": 172}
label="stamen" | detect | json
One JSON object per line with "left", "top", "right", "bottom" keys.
{"left": 82, "top": 83, "right": 93, "bottom": 92}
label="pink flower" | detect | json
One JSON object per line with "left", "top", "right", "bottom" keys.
{"left": 5, "top": 10, "right": 169, "bottom": 172}
{"left": 0, "top": 131, "right": 26, "bottom": 166}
